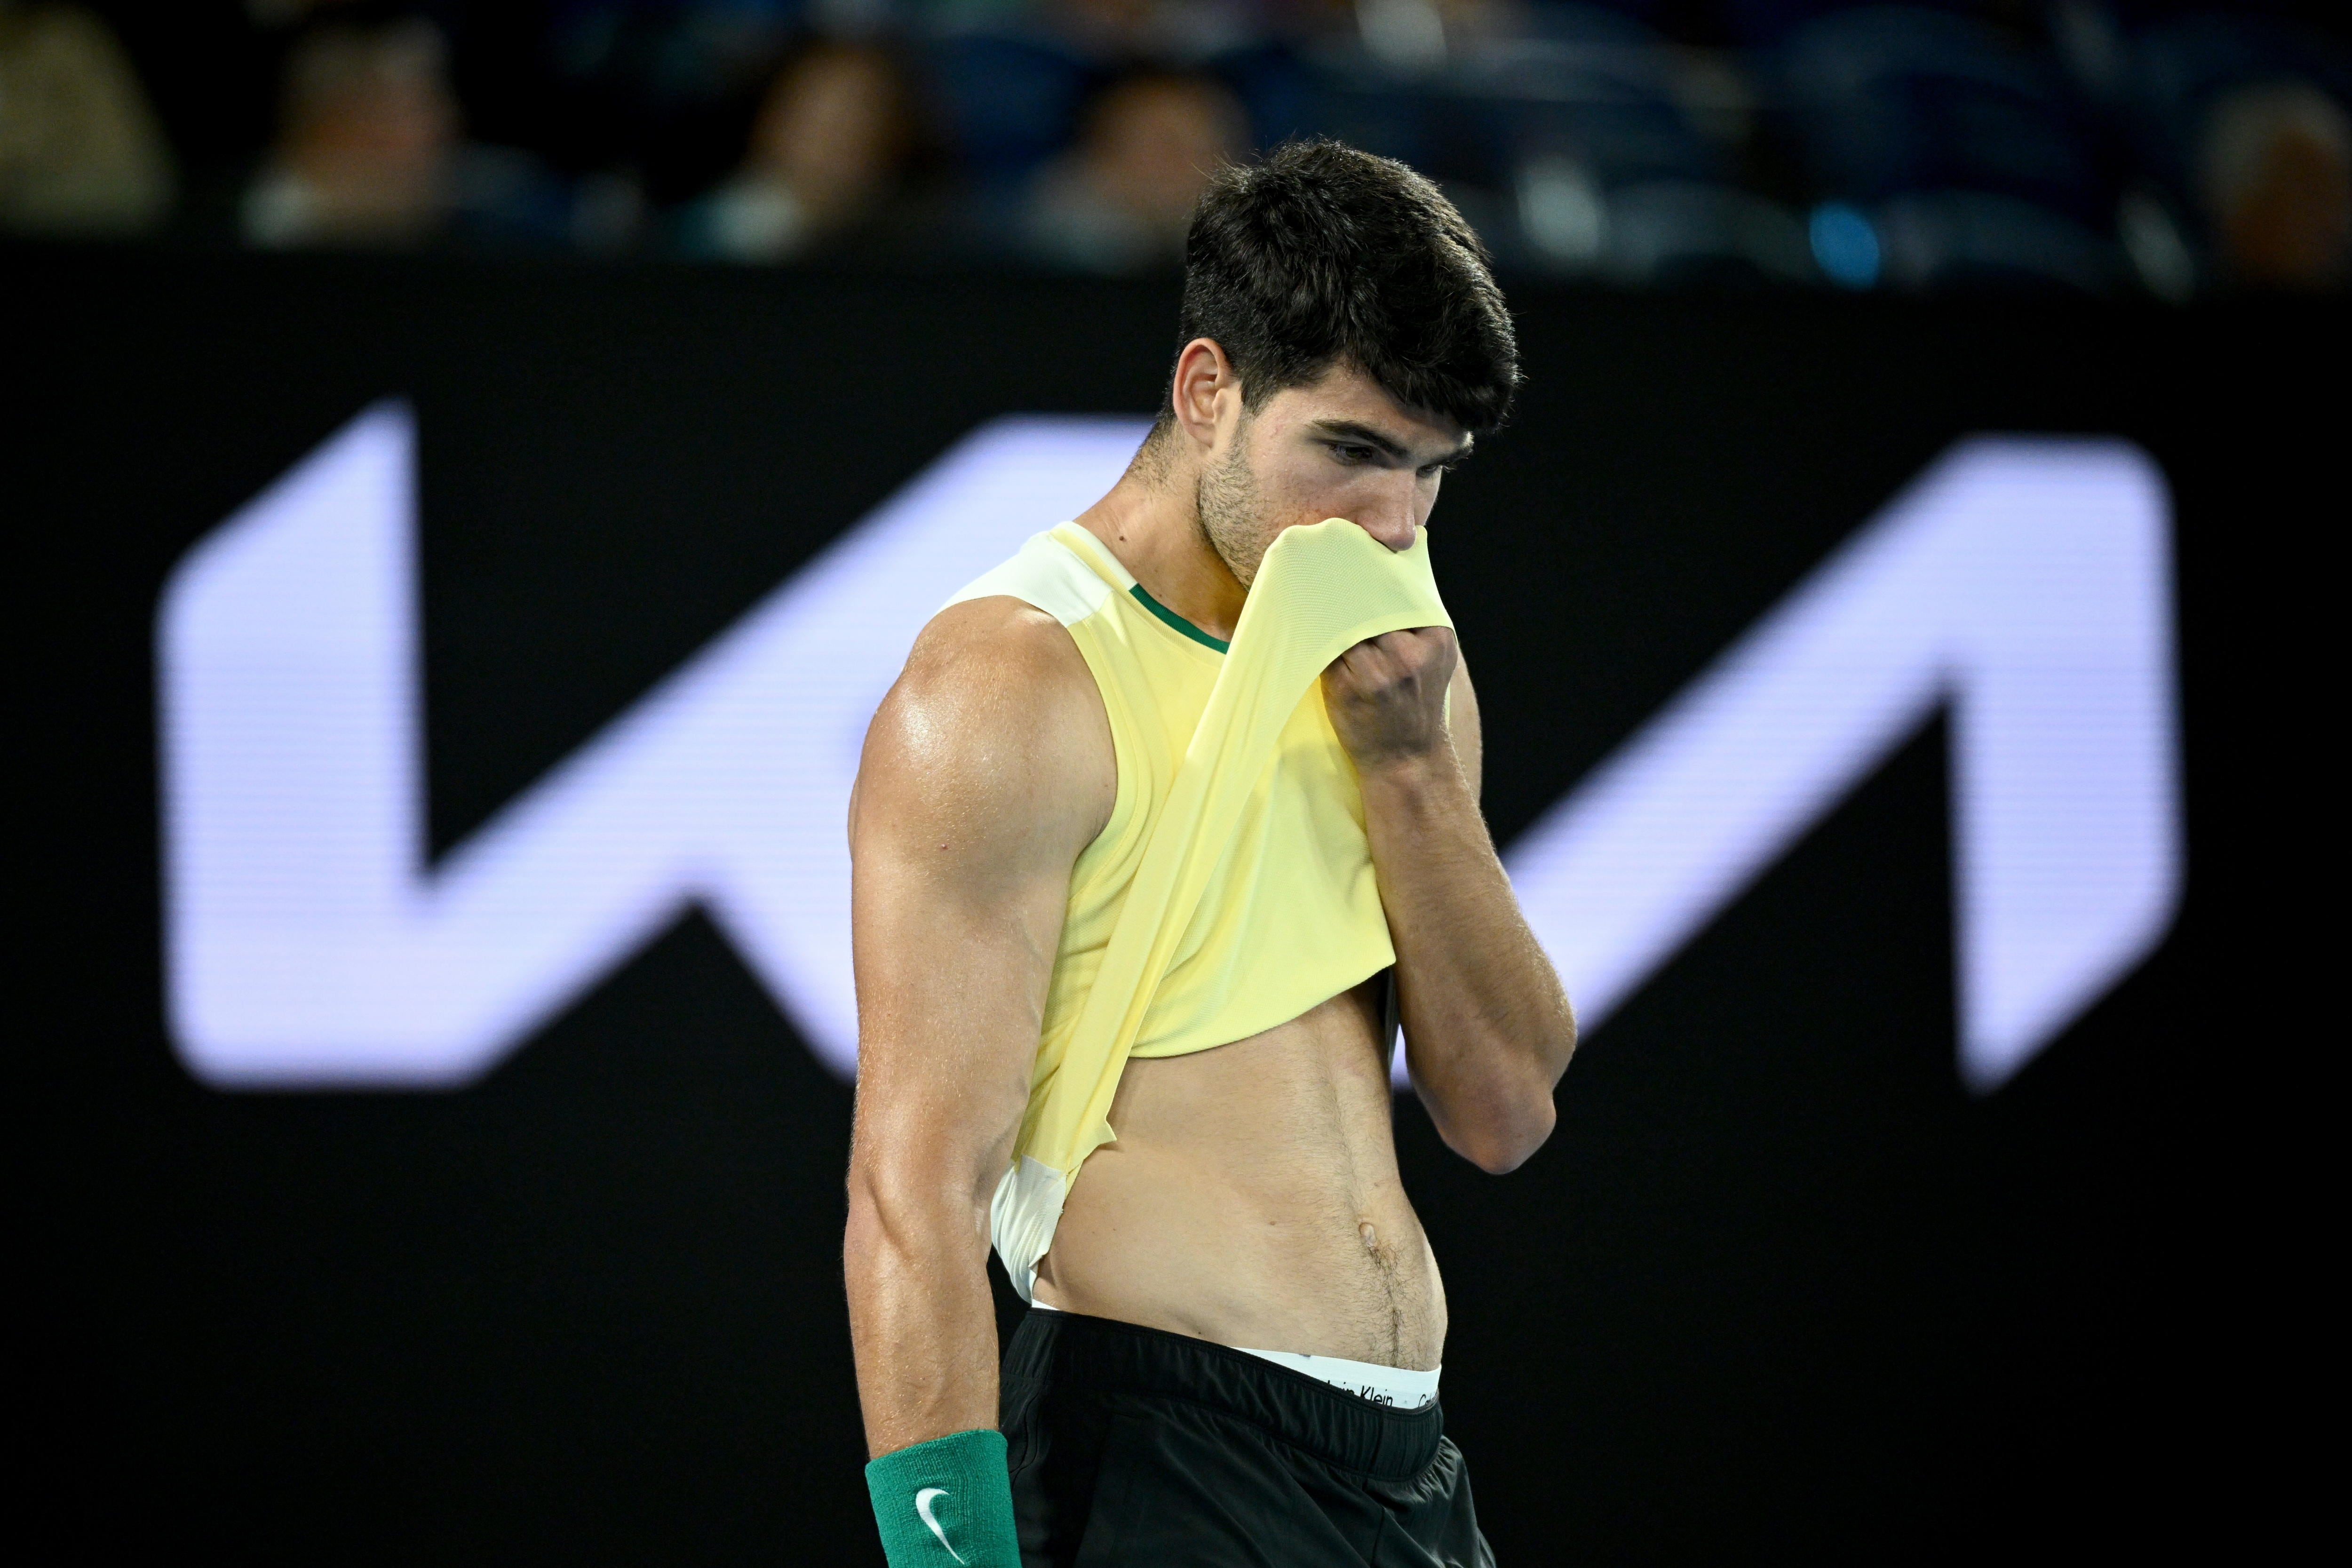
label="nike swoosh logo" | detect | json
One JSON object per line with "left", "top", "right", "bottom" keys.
{"left": 914, "top": 1487, "right": 965, "bottom": 1564}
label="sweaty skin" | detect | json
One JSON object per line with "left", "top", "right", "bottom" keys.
{"left": 845, "top": 340, "right": 1575, "bottom": 1457}
{"left": 1036, "top": 979, "right": 1450, "bottom": 1369}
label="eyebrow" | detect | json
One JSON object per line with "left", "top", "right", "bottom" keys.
{"left": 1308, "top": 419, "right": 1474, "bottom": 467}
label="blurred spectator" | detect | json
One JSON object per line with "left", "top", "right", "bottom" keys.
{"left": 540, "top": 0, "right": 799, "bottom": 206}
{"left": 1024, "top": 68, "right": 1243, "bottom": 269}
{"left": 678, "top": 38, "right": 924, "bottom": 260}
{"left": 29, "top": 0, "right": 2352, "bottom": 290}
{"left": 2124, "top": 9, "right": 2352, "bottom": 294}
{"left": 0, "top": 0, "right": 175, "bottom": 236}
{"left": 238, "top": 10, "right": 616, "bottom": 253}
{"left": 2197, "top": 79, "right": 2349, "bottom": 288}
{"left": 242, "top": 15, "right": 457, "bottom": 246}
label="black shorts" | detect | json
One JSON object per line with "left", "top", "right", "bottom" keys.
{"left": 1001, "top": 1307, "right": 1494, "bottom": 1568}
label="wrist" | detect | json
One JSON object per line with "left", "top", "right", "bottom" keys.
{"left": 866, "top": 1428, "right": 1020, "bottom": 1566}
{"left": 1353, "top": 744, "right": 1467, "bottom": 803}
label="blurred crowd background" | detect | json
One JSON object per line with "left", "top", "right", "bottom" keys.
{"left": 2, "top": 0, "right": 2344, "bottom": 293}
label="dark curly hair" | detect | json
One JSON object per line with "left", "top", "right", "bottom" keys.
{"left": 1156, "top": 139, "right": 1520, "bottom": 438}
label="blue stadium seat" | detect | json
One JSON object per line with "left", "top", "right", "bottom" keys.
{"left": 1297, "top": 64, "right": 1486, "bottom": 189}
{"left": 1873, "top": 188, "right": 2121, "bottom": 291}
{"left": 1210, "top": 43, "right": 1317, "bottom": 154}
{"left": 1300, "top": 3, "right": 1715, "bottom": 194}
{"left": 1778, "top": 5, "right": 2108, "bottom": 223}
{"left": 1769, "top": 5, "right": 2122, "bottom": 291}
{"left": 1602, "top": 179, "right": 1816, "bottom": 286}
{"left": 918, "top": 30, "right": 1093, "bottom": 187}
{"left": 1484, "top": 3, "right": 1716, "bottom": 185}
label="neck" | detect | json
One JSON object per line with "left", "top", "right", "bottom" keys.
{"left": 1073, "top": 465, "right": 1247, "bottom": 642}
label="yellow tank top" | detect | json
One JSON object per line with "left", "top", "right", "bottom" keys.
{"left": 942, "top": 519, "right": 1453, "bottom": 1298}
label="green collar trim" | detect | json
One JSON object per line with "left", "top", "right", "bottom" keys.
{"left": 1128, "top": 582, "right": 1230, "bottom": 653}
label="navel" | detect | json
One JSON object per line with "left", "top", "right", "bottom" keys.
{"left": 1359, "top": 1220, "right": 1379, "bottom": 1252}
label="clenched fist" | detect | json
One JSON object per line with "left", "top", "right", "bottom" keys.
{"left": 1321, "top": 624, "right": 1458, "bottom": 773}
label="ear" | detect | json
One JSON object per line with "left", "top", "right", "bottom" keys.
{"left": 1169, "top": 337, "right": 1240, "bottom": 452}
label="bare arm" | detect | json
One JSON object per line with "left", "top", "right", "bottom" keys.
{"left": 844, "top": 599, "right": 1113, "bottom": 1457}
{"left": 1324, "top": 631, "right": 1575, "bottom": 1174}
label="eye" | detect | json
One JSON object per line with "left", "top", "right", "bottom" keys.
{"left": 1328, "top": 442, "right": 1377, "bottom": 465}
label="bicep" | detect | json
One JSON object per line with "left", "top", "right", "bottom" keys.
{"left": 848, "top": 608, "right": 1111, "bottom": 1196}
{"left": 850, "top": 814, "right": 1060, "bottom": 1184}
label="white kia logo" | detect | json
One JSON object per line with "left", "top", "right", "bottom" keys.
{"left": 157, "top": 405, "right": 2178, "bottom": 1092}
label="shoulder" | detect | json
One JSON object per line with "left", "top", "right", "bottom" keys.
{"left": 856, "top": 595, "right": 1116, "bottom": 845}
{"left": 893, "top": 595, "right": 1103, "bottom": 740}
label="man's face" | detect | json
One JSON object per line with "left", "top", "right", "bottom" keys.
{"left": 1195, "top": 362, "right": 1472, "bottom": 588}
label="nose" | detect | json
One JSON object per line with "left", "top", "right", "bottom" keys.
{"left": 1349, "top": 476, "right": 1421, "bottom": 552}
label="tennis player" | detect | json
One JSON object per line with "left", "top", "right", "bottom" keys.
{"left": 846, "top": 139, "right": 1576, "bottom": 1567}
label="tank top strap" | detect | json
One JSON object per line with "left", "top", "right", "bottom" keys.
{"left": 1049, "top": 523, "right": 1138, "bottom": 593}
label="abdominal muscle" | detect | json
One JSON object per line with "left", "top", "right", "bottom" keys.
{"left": 1030, "top": 979, "right": 1447, "bottom": 1372}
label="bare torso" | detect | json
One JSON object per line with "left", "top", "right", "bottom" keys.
{"left": 1032, "top": 981, "right": 1447, "bottom": 1372}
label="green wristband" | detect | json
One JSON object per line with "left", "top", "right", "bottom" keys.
{"left": 864, "top": 1428, "right": 1020, "bottom": 1567}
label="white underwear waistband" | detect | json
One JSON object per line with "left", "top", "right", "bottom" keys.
{"left": 1232, "top": 1345, "right": 1441, "bottom": 1410}
{"left": 1030, "top": 1303, "right": 1440, "bottom": 1410}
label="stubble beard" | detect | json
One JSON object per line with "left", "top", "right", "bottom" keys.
{"left": 1193, "top": 438, "right": 1271, "bottom": 589}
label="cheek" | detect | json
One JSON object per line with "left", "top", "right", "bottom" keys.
{"left": 1253, "top": 460, "right": 1337, "bottom": 520}
{"left": 1274, "top": 465, "right": 1385, "bottom": 522}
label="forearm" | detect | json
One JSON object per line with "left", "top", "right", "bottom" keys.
{"left": 843, "top": 1169, "right": 1003, "bottom": 1457}
{"left": 1359, "top": 748, "right": 1575, "bottom": 1171}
